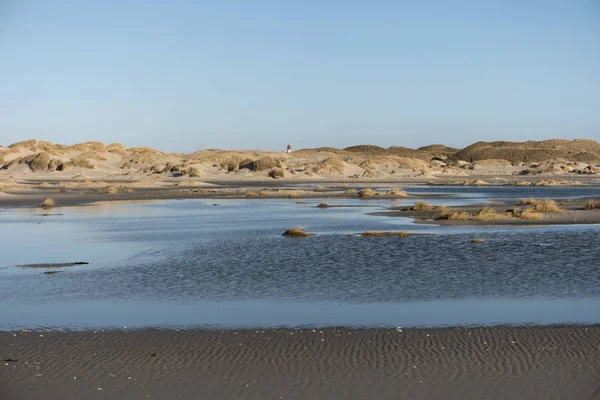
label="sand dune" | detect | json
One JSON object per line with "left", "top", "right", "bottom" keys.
{"left": 1, "top": 326, "right": 599, "bottom": 400}
{"left": 453, "top": 139, "right": 600, "bottom": 163}
{"left": 1, "top": 139, "right": 599, "bottom": 200}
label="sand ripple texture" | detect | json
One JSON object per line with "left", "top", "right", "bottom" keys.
{"left": 1, "top": 326, "right": 599, "bottom": 399}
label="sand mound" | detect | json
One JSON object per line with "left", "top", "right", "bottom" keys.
{"left": 67, "top": 141, "right": 107, "bottom": 152}
{"left": 417, "top": 144, "right": 460, "bottom": 157}
{"left": 188, "top": 167, "right": 201, "bottom": 177}
{"left": 358, "top": 160, "right": 377, "bottom": 170}
{"left": 384, "top": 146, "right": 434, "bottom": 161}
{"left": 296, "top": 145, "right": 434, "bottom": 161}
{"left": 3, "top": 140, "right": 67, "bottom": 158}
{"left": 281, "top": 147, "right": 348, "bottom": 157}
{"left": 239, "top": 156, "right": 282, "bottom": 172}
{"left": 313, "top": 157, "right": 345, "bottom": 174}
{"left": 75, "top": 151, "right": 107, "bottom": 162}
{"left": 344, "top": 145, "right": 385, "bottom": 153}
{"left": 1, "top": 152, "right": 59, "bottom": 172}
{"left": 186, "top": 150, "right": 259, "bottom": 171}
{"left": 106, "top": 143, "right": 127, "bottom": 156}
{"left": 8, "top": 139, "right": 38, "bottom": 149}
{"left": 396, "top": 157, "right": 430, "bottom": 170}
{"left": 60, "top": 157, "right": 95, "bottom": 170}
{"left": 127, "top": 147, "right": 167, "bottom": 165}
{"left": 453, "top": 139, "right": 600, "bottom": 163}
{"left": 268, "top": 168, "right": 284, "bottom": 179}
{"left": 35, "top": 141, "right": 66, "bottom": 156}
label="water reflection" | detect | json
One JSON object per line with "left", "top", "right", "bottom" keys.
{"left": 1, "top": 188, "right": 599, "bottom": 330}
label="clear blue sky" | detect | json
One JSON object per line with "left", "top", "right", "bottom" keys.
{"left": 1, "top": 1, "right": 598, "bottom": 152}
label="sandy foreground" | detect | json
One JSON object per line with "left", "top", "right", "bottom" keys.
{"left": 1, "top": 326, "right": 599, "bottom": 400}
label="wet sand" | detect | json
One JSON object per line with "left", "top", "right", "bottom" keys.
{"left": 0, "top": 184, "right": 437, "bottom": 209}
{"left": 2, "top": 182, "right": 600, "bottom": 228}
{"left": 1, "top": 326, "right": 599, "bottom": 400}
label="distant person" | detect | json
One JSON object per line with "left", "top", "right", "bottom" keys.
{"left": 287, "top": 144, "right": 292, "bottom": 153}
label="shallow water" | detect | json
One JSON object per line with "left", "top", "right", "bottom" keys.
{"left": 1, "top": 188, "right": 599, "bottom": 330}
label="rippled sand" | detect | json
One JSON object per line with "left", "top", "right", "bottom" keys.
{"left": 1, "top": 326, "right": 599, "bottom": 400}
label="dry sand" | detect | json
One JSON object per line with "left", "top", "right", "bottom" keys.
{"left": 1, "top": 139, "right": 599, "bottom": 195}
{"left": 1, "top": 326, "right": 599, "bottom": 400}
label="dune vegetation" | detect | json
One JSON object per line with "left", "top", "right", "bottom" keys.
{"left": 357, "top": 188, "right": 408, "bottom": 198}
{"left": 2, "top": 152, "right": 55, "bottom": 172}
{"left": 269, "top": 168, "right": 285, "bottom": 179}
{"left": 1, "top": 139, "right": 599, "bottom": 184}
{"left": 584, "top": 199, "right": 600, "bottom": 210}
{"left": 313, "top": 157, "right": 345, "bottom": 174}
{"left": 358, "top": 188, "right": 378, "bottom": 197}
{"left": 509, "top": 208, "right": 544, "bottom": 220}
{"left": 188, "top": 167, "right": 201, "bottom": 177}
{"left": 41, "top": 198, "right": 55, "bottom": 207}
{"left": 517, "top": 199, "right": 563, "bottom": 213}
{"left": 388, "top": 188, "right": 408, "bottom": 196}
{"left": 409, "top": 201, "right": 439, "bottom": 211}
{"left": 434, "top": 205, "right": 548, "bottom": 221}
{"left": 282, "top": 228, "right": 312, "bottom": 237}
{"left": 61, "top": 158, "right": 95, "bottom": 170}
{"left": 452, "top": 139, "right": 600, "bottom": 163}
{"left": 240, "top": 157, "right": 282, "bottom": 172}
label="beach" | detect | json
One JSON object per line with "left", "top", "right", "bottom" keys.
{"left": 2, "top": 326, "right": 599, "bottom": 400}
{"left": 2, "top": 139, "right": 600, "bottom": 399}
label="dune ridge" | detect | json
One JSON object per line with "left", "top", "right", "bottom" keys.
{"left": 1, "top": 139, "right": 599, "bottom": 185}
